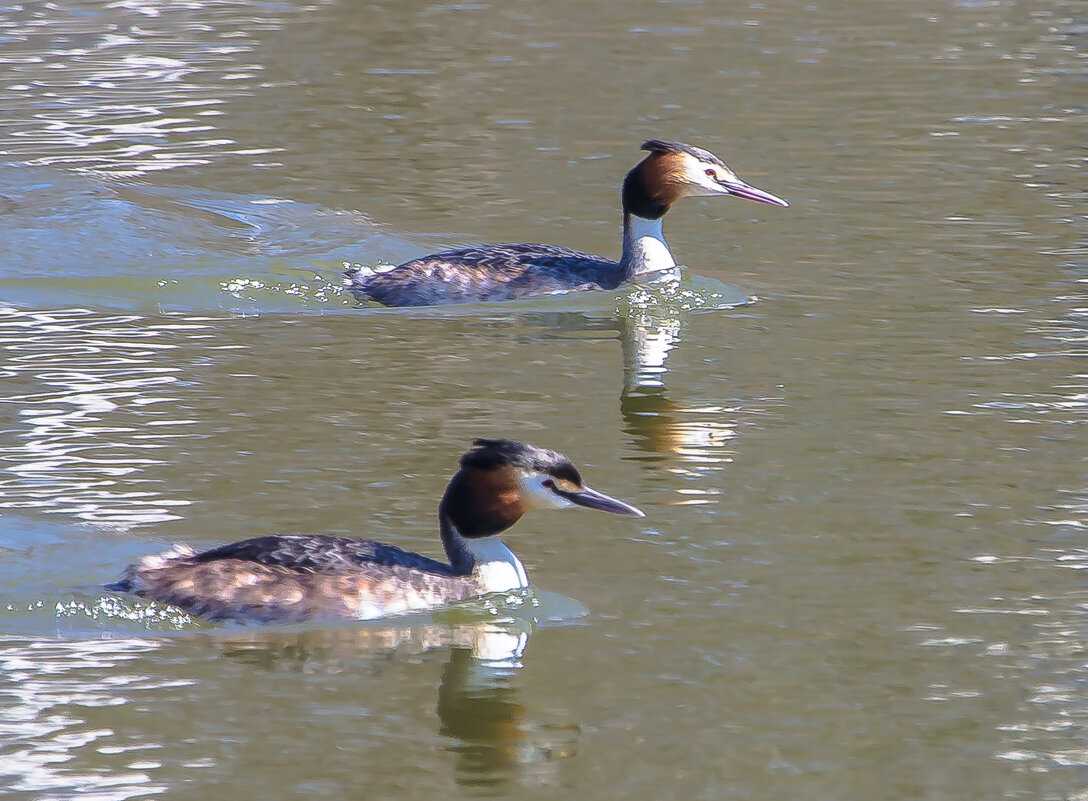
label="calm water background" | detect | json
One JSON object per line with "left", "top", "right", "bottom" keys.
{"left": 0, "top": 0, "right": 1086, "bottom": 798}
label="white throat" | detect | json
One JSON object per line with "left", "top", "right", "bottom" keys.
{"left": 465, "top": 535, "right": 529, "bottom": 594}
{"left": 622, "top": 214, "right": 677, "bottom": 278}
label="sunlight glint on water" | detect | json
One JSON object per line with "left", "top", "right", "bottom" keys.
{"left": 0, "top": 0, "right": 1086, "bottom": 799}
{"left": 0, "top": 308, "right": 210, "bottom": 525}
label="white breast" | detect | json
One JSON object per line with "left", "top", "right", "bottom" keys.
{"left": 464, "top": 535, "right": 529, "bottom": 594}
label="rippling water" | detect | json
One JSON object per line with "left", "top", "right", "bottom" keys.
{"left": 1, "top": 0, "right": 1087, "bottom": 798}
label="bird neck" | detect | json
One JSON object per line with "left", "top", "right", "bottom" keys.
{"left": 438, "top": 469, "right": 526, "bottom": 579}
{"left": 621, "top": 213, "right": 677, "bottom": 279}
{"left": 439, "top": 515, "right": 528, "bottom": 591}
{"left": 439, "top": 512, "right": 476, "bottom": 575}
{"left": 619, "top": 160, "right": 679, "bottom": 279}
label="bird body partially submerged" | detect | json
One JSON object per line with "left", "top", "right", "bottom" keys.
{"left": 348, "top": 140, "right": 788, "bottom": 307}
{"left": 109, "top": 439, "right": 643, "bottom": 624}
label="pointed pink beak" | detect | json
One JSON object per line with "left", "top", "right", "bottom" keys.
{"left": 723, "top": 180, "right": 789, "bottom": 208}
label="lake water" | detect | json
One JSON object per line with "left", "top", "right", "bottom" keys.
{"left": 1, "top": 1, "right": 1086, "bottom": 798}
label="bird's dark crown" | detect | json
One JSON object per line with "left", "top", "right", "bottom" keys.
{"left": 641, "top": 139, "right": 726, "bottom": 168}
{"left": 461, "top": 438, "right": 583, "bottom": 486}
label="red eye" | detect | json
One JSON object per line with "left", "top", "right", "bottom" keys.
{"left": 705, "top": 168, "right": 717, "bottom": 178}
{"left": 542, "top": 479, "right": 555, "bottom": 490}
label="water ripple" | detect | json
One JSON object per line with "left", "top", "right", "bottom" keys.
{"left": 0, "top": 307, "right": 211, "bottom": 525}
{"left": 0, "top": 636, "right": 177, "bottom": 800}
{"left": 0, "top": 1, "right": 321, "bottom": 176}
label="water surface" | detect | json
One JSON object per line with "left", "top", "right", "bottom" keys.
{"left": 1, "top": 0, "right": 1086, "bottom": 799}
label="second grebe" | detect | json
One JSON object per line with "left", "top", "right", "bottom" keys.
{"left": 108, "top": 439, "right": 644, "bottom": 624}
{"left": 347, "top": 139, "right": 788, "bottom": 307}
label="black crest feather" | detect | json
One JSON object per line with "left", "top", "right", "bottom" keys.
{"left": 462, "top": 439, "right": 582, "bottom": 485}
{"left": 640, "top": 139, "right": 726, "bottom": 168}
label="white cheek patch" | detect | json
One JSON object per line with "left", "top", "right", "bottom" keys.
{"left": 694, "top": 170, "right": 722, "bottom": 194}
{"left": 518, "top": 472, "right": 576, "bottom": 510}
{"left": 685, "top": 158, "right": 740, "bottom": 196}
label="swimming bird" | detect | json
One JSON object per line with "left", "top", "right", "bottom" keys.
{"left": 346, "top": 139, "right": 788, "bottom": 307}
{"left": 108, "top": 439, "right": 644, "bottom": 624}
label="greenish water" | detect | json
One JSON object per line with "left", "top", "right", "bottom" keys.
{"left": 1, "top": 1, "right": 1086, "bottom": 799}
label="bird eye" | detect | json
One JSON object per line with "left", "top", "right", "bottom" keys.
{"left": 542, "top": 479, "right": 556, "bottom": 490}
{"left": 704, "top": 168, "right": 718, "bottom": 179}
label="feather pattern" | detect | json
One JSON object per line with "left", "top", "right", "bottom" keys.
{"left": 193, "top": 534, "right": 457, "bottom": 574}
{"left": 107, "top": 439, "right": 643, "bottom": 625}
{"left": 354, "top": 243, "right": 623, "bottom": 307}
{"left": 348, "top": 139, "right": 786, "bottom": 307}
{"left": 110, "top": 539, "right": 477, "bottom": 624}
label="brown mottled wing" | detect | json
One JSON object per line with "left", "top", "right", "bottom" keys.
{"left": 192, "top": 534, "right": 456, "bottom": 575}
{"left": 351, "top": 244, "right": 623, "bottom": 307}
{"left": 112, "top": 535, "right": 470, "bottom": 624}
{"left": 123, "top": 559, "right": 468, "bottom": 624}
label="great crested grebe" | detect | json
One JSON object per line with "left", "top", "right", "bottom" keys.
{"left": 347, "top": 139, "right": 788, "bottom": 307}
{"left": 107, "top": 439, "right": 644, "bottom": 624}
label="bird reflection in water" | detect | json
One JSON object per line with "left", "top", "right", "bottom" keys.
{"left": 215, "top": 609, "right": 579, "bottom": 789}
{"left": 489, "top": 294, "right": 764, "bottom": 506}
{"left": 437, "top": 637, "right": 579, "bottom": 789}
{"left": 618, "top": 307, "right": 745, "bottom": 504}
